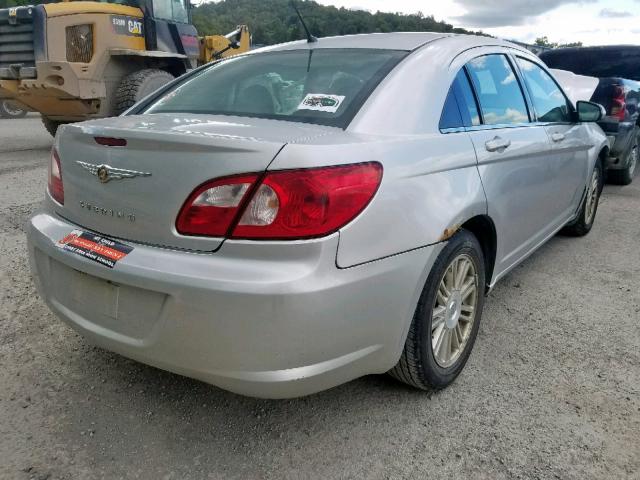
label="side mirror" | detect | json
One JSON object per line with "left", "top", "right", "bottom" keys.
{"left": 576, "top": 100, "right": 605, "bottom": 122}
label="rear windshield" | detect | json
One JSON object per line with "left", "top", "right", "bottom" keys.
{"left": 141, "top": 48, "right": 407, "bottom": 128}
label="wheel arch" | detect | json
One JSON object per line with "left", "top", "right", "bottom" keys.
{"left": 598, "top": 144, "right": 609, "bottom": 186}
{"left": 459, "top": 215, "right": 497, "bottom": 291}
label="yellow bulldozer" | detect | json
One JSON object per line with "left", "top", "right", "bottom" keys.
{"left": 0, "top": 0, "right": 249, "bottom": 135}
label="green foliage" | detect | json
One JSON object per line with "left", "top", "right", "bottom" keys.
{"left": 0, "top": 0, "right": 485, "bottom": 45}
{"left": 192, "top": 0, "right": 482, "bottom": 44}
{"left": 535, "top": 36, "right": 582, "bottom": 49}
{"left": 0, "top": 0, "right": 43, "bottom": 7}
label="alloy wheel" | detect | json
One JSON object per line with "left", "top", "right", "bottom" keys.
{"left": 629, "top": 145, "right": 638, "bottom": 178}
{"left": 431, "top": 253, "right": 479, "bottom": 368}
{"left": 585, "top": 167, "right": 600, "bottom": 225}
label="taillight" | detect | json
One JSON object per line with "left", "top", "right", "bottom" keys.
{"left": 233, "top": 163, "right": 382, "bottom": 239}
{"left": 176, "top": 162, "right": 382, "bottom": 240}
{"left": 48, "top": 147, "right": 64, "bottom": 205}
{"left": 610, "top": 85, "right": 626, "bottom": 121}
{"left": 176, "top": 174, "right": 259, "bottom": 237}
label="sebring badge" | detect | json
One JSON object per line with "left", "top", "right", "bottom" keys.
{"left": 76, "top": 161, "right": 151, "bottom": 183}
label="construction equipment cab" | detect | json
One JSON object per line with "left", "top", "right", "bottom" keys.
{"left": 0, "top": 0, "right": 250, "bottom": 135}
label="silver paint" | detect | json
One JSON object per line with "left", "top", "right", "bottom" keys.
{"left": 27, "top": 33, "right": 608, "bottom": 398}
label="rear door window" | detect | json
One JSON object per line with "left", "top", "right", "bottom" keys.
{"left": 465, "top": 55, "right": 530, "bottom": 125}
{"left": 516, "top": 57, "right": 572, "bottom": 123}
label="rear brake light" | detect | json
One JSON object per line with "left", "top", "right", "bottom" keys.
{"left": 233, "top": 163, "right": 382, "bottom": 239}
{"left": 610, "top": 85, "right": 626, "bottom": 121}
{"left": 95, "top": 137, "right": 127, "bottom": 147}
{"left": 48, "top": 147, "right": 64, "bottom": 205}
{"left": 176, "top": 163, "right": 382, "bottom": 240}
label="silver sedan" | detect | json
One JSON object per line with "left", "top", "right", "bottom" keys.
{"left": 27, "top": 33, "right": 608, "bottom": 398}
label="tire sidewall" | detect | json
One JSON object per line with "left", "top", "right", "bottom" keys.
{"left": 417, "top": 230, "right": 486, "bottom": 388}
{"left": 626, "top": 137, "right": 638, "bottom": 179}
{"left": 114, "top": 69, "right": 175, "bottom": 115}
{"left": 0, "top": 100, "right": 27, "bottom": 118}
{"left": 134, "top": 70, "right": 175, "bottom": 103}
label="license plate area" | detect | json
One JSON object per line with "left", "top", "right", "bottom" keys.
{"left": 42, "top": 255, "right": 168, "bottom": 340}
{"left": 71, "top": 270, "right": 119, "bottom": 319}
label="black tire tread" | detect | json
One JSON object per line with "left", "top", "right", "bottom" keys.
{"left": 562, "top": 161, "right": 603, "bottom": 236}
{"left": 41, "top": 116, "right": 62, "bottom": 137}
{"left": 607, "top": 133, "right": 638, "bottom": 186}
{"left": 0, "top": 100, "right": 27, "bottom": 119}
{"left": 388, "top": 229, "right": 485, "bottom": 391}
{"left": 388, "top": 294, "right": 430, "bottom": 390}
{"left": 114, "top": 69, "right": 174, "bottom": 115}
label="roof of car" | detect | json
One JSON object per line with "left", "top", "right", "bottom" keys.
{"left": 539, "top": 45, "right": 640, "bottom": 81}
{"left": 257, "top": 32, "right": 527, "bottom": 54}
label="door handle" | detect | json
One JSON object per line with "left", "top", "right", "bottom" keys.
{"left": 485, "top": 136, "right": 511, "bottom": 152}
{"left": 551, "top": 133, "right": 566, "bottom": 142}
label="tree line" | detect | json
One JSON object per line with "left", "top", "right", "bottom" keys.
{"left": 192, "top": 0, "right": 481, "bottom": 45}
{"left": 0, "top": 0, "right": 584, "bottom": 49}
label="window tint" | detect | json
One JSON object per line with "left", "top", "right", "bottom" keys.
{"left": 516, "top": 58, "right": 571, "bottom": 122}
{"left": 439, "top": 86, "right": 463, "bottom": 130}
{"left": 142, "top": 49, "right": 407, "bottom": 128}
{"left": 465, "top": 55, "right": 529, "bottom": 125}
{"left": 439, "top": 70, "right": 480, "bottom": 130}
{"left": 455, "top": 70, "right": 480, "bottom": 126}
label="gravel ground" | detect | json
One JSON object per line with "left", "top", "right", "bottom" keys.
{"left": 1, "top": 116, "right": 639, "bottom": 480}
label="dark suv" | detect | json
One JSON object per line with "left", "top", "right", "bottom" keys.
{"left": 541, "top": 46, "right": 640, "bottom": 184}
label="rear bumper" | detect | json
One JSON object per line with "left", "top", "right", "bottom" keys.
{"left": 27, "top": 212, "right": 439, "bottom": 398}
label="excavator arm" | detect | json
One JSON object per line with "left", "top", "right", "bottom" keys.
{"left": 199, "top": 25, "right": 250, "bottom": 65}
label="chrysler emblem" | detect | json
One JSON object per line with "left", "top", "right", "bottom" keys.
{"left": 97, "top": 166, "right": 109, "bottom": 183}
{"left": 76, "top": 161, "right": 151, "bottom": 183}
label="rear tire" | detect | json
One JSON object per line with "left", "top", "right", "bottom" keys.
{"left": 0, "top": 100, "right": 27, "bottom": 119}
{"left": 114, "top": 69, "right": 174, "bottom": 115}
{"left": 562, "top": 161, "right": 603, "bottom": 236}
{"left": 608, "top": 138, "right": 637, "bottom": 186}
{"left": 388, "top": 230, "right": 485, "bottom": 391}
{"left": 41, "top": 115, "right": 65, "bottom": 137}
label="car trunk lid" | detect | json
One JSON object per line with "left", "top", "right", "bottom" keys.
{"left": 53, "top": 113, "right": 335, "bottom": 251}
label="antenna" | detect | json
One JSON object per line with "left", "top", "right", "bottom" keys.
{"left": 290, "top": 1, "right": 317, "bottom": 43}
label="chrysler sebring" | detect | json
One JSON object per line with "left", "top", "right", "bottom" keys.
{"left": 27, "top": 33, "right": 608, "bottom": 398}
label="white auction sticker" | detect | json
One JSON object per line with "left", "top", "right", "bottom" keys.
{"left": 297, "top": 93, "right": 345, "bottom": 113}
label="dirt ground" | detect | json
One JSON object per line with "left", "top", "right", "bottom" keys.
{"left": 1, "top": 116, "right": 639, "bottom": 480}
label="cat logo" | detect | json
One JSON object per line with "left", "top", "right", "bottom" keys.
{"left": 128, "top": 20, "right": 142, "bottom": 35}
{"left": 8, "top": 7, "right": 17, "bottom": 17}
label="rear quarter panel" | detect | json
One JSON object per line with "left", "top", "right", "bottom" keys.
{"left": 271, "top": 40, "right": 508, "bottom": 268}
{"left": 270, "top": 132, "right": 485, "bottom": 268}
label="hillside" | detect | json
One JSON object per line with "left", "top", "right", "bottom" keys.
{"left": 0, "top": 0, "right": 482, "bottom": 44}
{"left": 193, "top": 0, "right": 480, "bottom": 45}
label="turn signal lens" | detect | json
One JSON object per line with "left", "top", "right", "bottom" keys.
{"left": 176, "top": 174, "right": 259, "bottom": 236}
{"left": 176, "top": 163, "right": 383, "bottom": 240}
{"left": 238, "top": 184, "right": 279, "bottom": 226}
{"left": 48, "top": 147, "right": 64, "bottom": 205}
